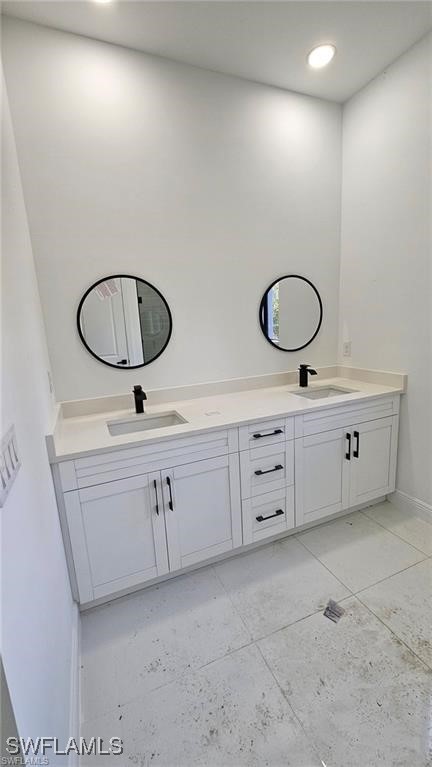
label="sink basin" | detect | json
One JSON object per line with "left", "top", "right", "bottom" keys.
{"left": 293, "top": 386, "right": 358, "bottom": 400}
{"left": 107, "top": 411, "right": 187, "bottom": 436}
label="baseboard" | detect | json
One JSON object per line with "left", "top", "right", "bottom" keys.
{"left": 389, "top": 489, "right": 432, "bottom": 522}
{"left": 68, "top": 603, "right": 81, "bottom": 766}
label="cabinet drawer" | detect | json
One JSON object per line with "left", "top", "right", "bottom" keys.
{"left": 294, "top": 395, "right": 399, "bottom": 438}
{"left": 242, "top": 487, "right": 295, "bottom": 544}
{"left": 58, "top": 428, "right": 239, "bottom": 490}
{"left": 240, "top": 442, "right": 294, "bottom": 499}
{"left": 239, "top": 417, "right": 294, "bottom": 451}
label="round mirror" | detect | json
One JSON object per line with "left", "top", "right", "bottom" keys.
{"left": 77, "top": 275, "right": 172, "bottom": 369}
{"left": 259, "top": 275, "right": 322, "bottom": 352}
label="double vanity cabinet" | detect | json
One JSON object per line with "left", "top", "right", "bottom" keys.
{"left": 50, "top": 382, "right": 401, "bottom": 608}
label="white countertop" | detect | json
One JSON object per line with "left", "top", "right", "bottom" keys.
{"left": 47, "top": 373, "right": 405, "bottom": 462}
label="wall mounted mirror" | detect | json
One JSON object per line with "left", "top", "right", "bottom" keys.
{"left": 77, "top": 275, "right": 172, "bottom": 369}
{"left": 259, "top": 275, "right": 322, "bottom": 352}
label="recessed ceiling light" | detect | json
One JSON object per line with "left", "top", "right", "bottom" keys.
{"left": 307, "top": 44, "right": 336, "bottom": 69}
{"left": 93, "top": 0, "right": 113, "bottom": 4}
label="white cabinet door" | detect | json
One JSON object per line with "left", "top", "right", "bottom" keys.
{"left": 295, "top": 416, "right": 398, "bottom": 528}
{"left": 79, "top": 279, "right": 129, "bottom": 366}
{"left": 295, "top": 428, "right": 350, "bottom": 526}
{"left": 163, "top": 454, "right": 242, "bottom": 571}
{"left": 349, "top": 416, "right": 397, "bottom": 507}
{"left": 64, "top": 472, "right": 168, "bottom": 603}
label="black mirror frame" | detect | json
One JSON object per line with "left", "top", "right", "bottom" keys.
{"left": 259, "top": 274, "right": 323, "bottom": 353}
{"left": 77, "top": 273, "right": 173, "bottom": 370}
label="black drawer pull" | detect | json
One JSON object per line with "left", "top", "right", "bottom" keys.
{"left": 254, "top": 464, "right": 283, "bottom": 476}
{"left": 353, "top": 430, "right": 360, "bottom": 458}
{"left": 153, "top": 479, "right": 160, "bottom": 515}
{"left": 345, "top": 432, "right": 351, "bottom": 461}
{"left": 256, "top": 509, "right": 284, "bottom": 523}
{"left": 166, "top": 476, "right": 174, "bottom": 510}
{"left": 253, "top": 429, "right": 283, "bottom": 440}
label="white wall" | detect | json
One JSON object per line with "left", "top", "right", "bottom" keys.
{"left": 2, "top": 18, "right": 342, "bottom": 401}
{"left": 339, "top": 33, "right": 432, "bottom": 506}
{"left": 1, "top": 76, "right": 76, "bottom": 753}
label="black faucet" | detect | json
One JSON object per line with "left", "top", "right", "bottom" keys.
{"left": 133, "top": 385, "right": 147, "bottom": 414}
{"left": 299, "top": 364, "right": 317, "bottom": 388}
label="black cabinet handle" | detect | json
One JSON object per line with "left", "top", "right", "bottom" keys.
{"left": 256, "top": 509, "right": 284, "bottom": 523}
{"left": 353, "top": 430, "right": 360, "bottom": 458}
{"left": 116, "top": 359, "right": 128, "bottom": 365}
{"left": 345, "top": 432, "right": 351, "bottom": 460}
{"left": 252, "top": 429, "right": 283, "bottom": 440}
{"left": 153, "top": 479, "right": 160, "bottom": 515}
{"left": 166, "top": 476, "right": 174, "bottom": 510}
{"left": 254, "top": 464, "right": 283, "bottom": 476}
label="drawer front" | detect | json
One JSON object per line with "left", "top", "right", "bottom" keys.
{"left": 239, "top": 417, "right": 294, "bottom": 451}
{"left": 242, "top": 487, "right": 295, "bottom": 544}
{"left": 240, "top": 442, "right": 294, "bottom": 499}
{"left": 59, "top": 428, "right": 239, "bottom": 491}
{"left": 294, "top": 395, "right": 399, "bottom": 438}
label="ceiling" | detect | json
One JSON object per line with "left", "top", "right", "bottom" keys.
{"left": 2, "top": 1, "right": 432, "bottom": 102}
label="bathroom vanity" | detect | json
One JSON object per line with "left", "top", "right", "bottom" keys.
{"left": 47, "top": 367, "right": 405, "bottom": 608}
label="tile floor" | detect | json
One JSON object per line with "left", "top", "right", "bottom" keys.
{"left": 80, "top": 501, "right": 432, "bottom": 766}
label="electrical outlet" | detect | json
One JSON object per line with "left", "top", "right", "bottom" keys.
{"left": 0, "top": 425, "right": 21, "bottom": 507}
{"left": 342, "top": 341, "right": 352, "bottom": 357}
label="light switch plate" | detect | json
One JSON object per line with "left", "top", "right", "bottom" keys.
{"left": 0, "top": 425, "right": 21, "bottom": 507}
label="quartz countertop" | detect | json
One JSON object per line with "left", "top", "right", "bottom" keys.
{"left": 47, "top": 371, "right": 406, "bottom": 462}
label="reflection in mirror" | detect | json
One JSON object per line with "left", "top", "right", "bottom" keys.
{"left": 77, "top": 275, "right": 172, "bottom": 369}
{"left": 259, "top": 275, "right": 322, "bottom": 352}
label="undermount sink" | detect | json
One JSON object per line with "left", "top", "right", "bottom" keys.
{"left": 107, "top": 411, "right": 187, "bottom": 436}
{"left": 293, "top": 386, "right": 358, "bottom": 400}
